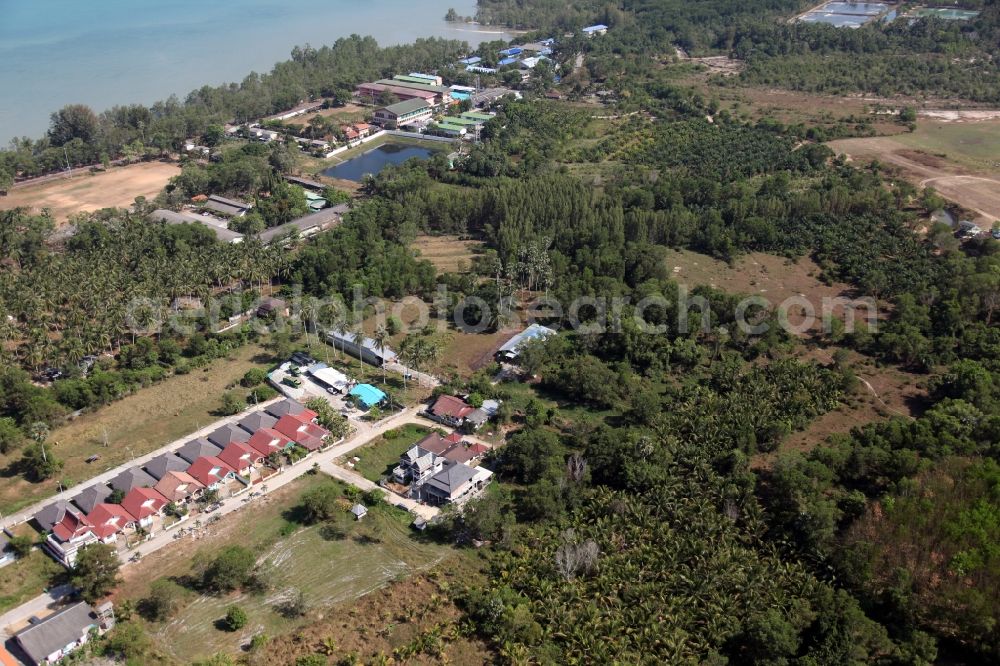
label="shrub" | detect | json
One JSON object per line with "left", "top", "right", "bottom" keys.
{"left": 202, "top": 546, "right": 255, "bottom": 593}
{"left": 140, "top": 579, "right": 184, "bottom": 621}
{"left": 298, "top": 484, "right": 342, "bottom": 524}
{"left": 248, "top": 385, "right": 279, "bottom": 403}
{"left": 224, "top": 605, "right": 248, "bottom": 631}
{"left": 241, "top": 368, "right": 268, "bottom": 387}
{"left": 219, "top": 391, "right": 245, "bottom": 415}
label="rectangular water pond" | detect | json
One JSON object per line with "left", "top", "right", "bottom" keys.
{"left": 321, "top": 142, "right": 437, "bottom": 181}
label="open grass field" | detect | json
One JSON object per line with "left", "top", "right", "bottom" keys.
{"left": 0, "top": 343, "right": 272, "bottom": 516}
{"left": 828, "top": 123, "right": 1000, "bottom": 223}
{"left": 346, "top": 423, "right": 431, "bottom": 482}
{"left": 0, "top": 549, "right": 66, "bottom": 616}
{"left": 411, "top": 235, "right": 482, "bottom": 273}
{"left": 118, "top": 474, "right": 455, "bottom": 664}
{"left": 890, "top": 120, "right": 1000, "bottom": 174}
{"left": 0, "top": 161, "right": 180, "bottom": 223}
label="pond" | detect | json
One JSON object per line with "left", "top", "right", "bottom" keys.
{"left": 321, "top": 142, "right": 436, "bottom": 181}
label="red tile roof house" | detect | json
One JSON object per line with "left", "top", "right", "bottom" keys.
{"left": 44, "top": 511, "right": 98, "bottom": 566}
{"left": 218, "top": 441, "right": 263, "bottom": 477}
{"left": 427, "top": 395, "right": 476, "bottom": 428}
{"left": 86, "top": 503, "right": 137, "bottom": 543}
{"left": 121, "top": 487, "right": 168, "bottom": 529}
{"left": 441, "top": 441, "right": 490, "bottom": 465}
{"left": 274, "top": 414, "right": 330, "bottom": 452}
{"left": 247, "top": 428, "right": 295, "bottom": 458}
{"left": 187, "top": 456, "right": 236, "bottom": 491}
{"left": 154, "top": 471, "right": 205, "bottom": 504}
{"left": 415, "top": 432, "right": 460, "bottom": 456}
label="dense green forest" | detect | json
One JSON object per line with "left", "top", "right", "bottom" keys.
{"left": 494, "top": 0, "right": 1000, "bottom": 102}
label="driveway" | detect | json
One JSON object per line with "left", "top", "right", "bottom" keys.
{"left": 0, "top": 584, "right": 74, "bottom": 638}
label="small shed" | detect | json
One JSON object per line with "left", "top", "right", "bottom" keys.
{"left": 350, "top": 503, "right": 368, "bottom": 520}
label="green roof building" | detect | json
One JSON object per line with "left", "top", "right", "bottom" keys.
{"left": 373, "top": 98, "right": 434, "bottom": 128}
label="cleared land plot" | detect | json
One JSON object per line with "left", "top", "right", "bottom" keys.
{"left": 664, "top": 248, "right": 854, "bottom": 306}
{"left": 0, "top": 344, "right": 271, "bottom": 515}
{"left": 346, "top": 423, "right": 431, "bottom": 481}
{"left": 264, "top": 564, "right": 491, "bottom": 665}
{"left": 119, "top": 475, "right": 452, "bottom": 663}
{"left": 411, "top": 235, "right": 481, "bottom": 273}
{"left": 661, "top": 248, "right": 929, "bottom": 459}
{"left": 1, "top": 161, "right": 180, "bottom": 223}
{"left": 754, "top": 346, "right": 927, "bottom": 466}
{"left": 829, "top": 126, "right": 1000, "bottom": 222}
{"left": 358, "top": 301, "right": 513, "bottom": 378}
{"left": 890, "top": 120, "right": 1000, "bottom": 173}
{"left": 284, "top": 103, "right": 368, "bottom": 127}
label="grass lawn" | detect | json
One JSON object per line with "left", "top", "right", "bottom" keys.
{"left": 119, "top": 474, "right": 452, "bottom": 664}
{"left": 348, "top": 423, "right": 431, "bottom": 482}
{"left": 0, "top": 343, "right": 273, "bottom": 516}
{"left": 0, "top": 549, "right": 67, "bottom": 615}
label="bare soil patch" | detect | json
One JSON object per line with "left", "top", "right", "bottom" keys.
{"left": 411, "top": 235, "right": 481, "bottom": 273}
{"left": 0, "top": 161, "right": 179, "bottom": 223}
{"left": 664, "top": 248, "right": 852, "bottom": 305}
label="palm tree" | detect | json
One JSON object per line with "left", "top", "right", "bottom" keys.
{"left": 372, "top": 324, "right": 390, "bottom": 384}
{"left": 348, "top": 322, "right": 365, "bottom": 379}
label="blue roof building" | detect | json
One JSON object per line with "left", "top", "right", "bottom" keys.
{"left": 499, "top": 47, "right": 523, "bottom": 57}
{"left": 459, "top": 56, "right": 482, "bottom": 65}
{"left": 498, "top": 56, "right": 519, "bottom": 67}
{"left": 350, "top": 384, "right": 387, "bottom": 409}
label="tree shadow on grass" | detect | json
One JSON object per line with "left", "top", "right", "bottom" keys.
{"left": 318, "top": 523, "right": 347, "bottom": 541}
{"left": 353, "top": 532, "right": 382, "bottom": 545}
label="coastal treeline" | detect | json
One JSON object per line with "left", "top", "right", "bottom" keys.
{"left": 0, "top": 36, "right": 466, "bottom": 182}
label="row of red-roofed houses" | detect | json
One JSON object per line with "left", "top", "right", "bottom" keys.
{"left": 35, "top": 399, "right": 334, "bottom": 566}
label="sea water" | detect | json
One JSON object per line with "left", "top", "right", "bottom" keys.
{"left": 0, "top": 0, "right": 509, "bottom": 141}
